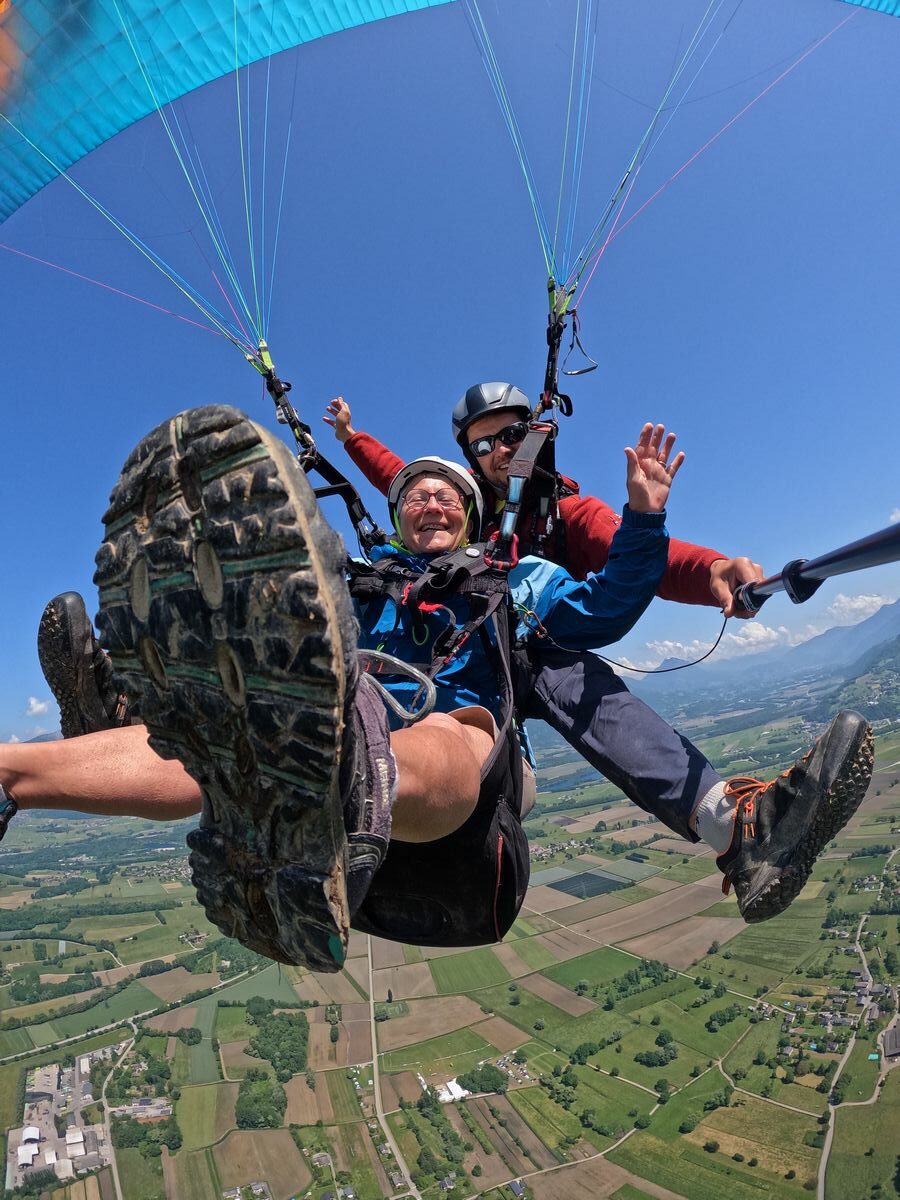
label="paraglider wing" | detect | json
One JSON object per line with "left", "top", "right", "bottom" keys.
{"left": 835, "top": 1, "right": 900, "bottom": 12}
{"left": 0, "top": 0, "right": 456, "bottom": 223}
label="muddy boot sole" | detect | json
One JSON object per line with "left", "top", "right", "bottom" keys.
{"left": 38, "top": 592, "right": 113, "bottom": 738}
{"left": 736, "top": 717, "right": 874, "bottom": 923}
{"left": 94, "top": 404, "right": 357, "bottom": 971}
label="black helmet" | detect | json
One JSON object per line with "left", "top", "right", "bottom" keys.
{"left": 451, "top": 382, "right": 532, "bottom": 448}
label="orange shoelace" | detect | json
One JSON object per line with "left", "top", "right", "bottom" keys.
{"left": 719, "top": 768, "right": 794, "bottom": 895}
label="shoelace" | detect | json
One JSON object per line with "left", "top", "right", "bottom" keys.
{"left": 357, "top": 649, "right": 436, "bottom": 724}
{"left": 719, "top": 770, "right": 792, "bottom": 896}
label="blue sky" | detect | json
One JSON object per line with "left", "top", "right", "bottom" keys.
{"left": 2, "top": 0, "right": 900, "bottom": 740}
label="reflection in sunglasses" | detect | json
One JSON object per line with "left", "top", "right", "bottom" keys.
{"left": 468, "top": 420, "right": 529, "bottom": 458}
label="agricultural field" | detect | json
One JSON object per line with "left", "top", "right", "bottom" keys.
{"left": 429, "top": 945, "right": 511, "bottom": 993}
{"left": 0, "top": 713, "right": 897, "bottom": 1200}
{"left": 826, "top": 1066, "right": 900, "bottom": 1198}
{"left": 118, "top": 1146, "right": 166, "bottom": 1200}
{"left": 381, "top": 1026, "right": 494, "bottom": 1075}
{"left": 179, "top": 1082, "right": 238, "bottom": 1150}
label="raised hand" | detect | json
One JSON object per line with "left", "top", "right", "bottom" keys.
{"left": 624, "top": 423, "right": 685, "bottom": 513}
{"left": 323, "top": 396, "right": 356, "bottom": 444}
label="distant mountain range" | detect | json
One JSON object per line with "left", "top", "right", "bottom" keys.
{"left": 636, "top": 596, "right": 900, "bottom": 693}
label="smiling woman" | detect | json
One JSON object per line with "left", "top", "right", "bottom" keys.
{"left": 387, "top": 455, "right": 484, "bottom": 551}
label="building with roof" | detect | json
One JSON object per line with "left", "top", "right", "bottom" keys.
{"left": 22, "top": 1126, "right": 40, "bottom": 1143}
{"left": 54, "top": 1159, "right": 75, "bottom": 1182}
{"left": 65, "top": 1129, "right": 86, "bottom": 1158}
{"left": 884, "top": 1025, "right": 900, "bottom": 1059}
{"left": 17, "top": 1145, "right": 39, "bottom": 1168}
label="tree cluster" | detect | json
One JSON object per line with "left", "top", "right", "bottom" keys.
{"left": 9, "top": 969, "right": 98, "bottom": 1005}
{"left": 32, "top": 876, "right": 92, "bottom": 899}
{"left": 111, "top": 1112, "right": 182, "bottom": 1157}
{"left": 246, "top": 1003, "right": 309, "bottom": 1081}
{"left": 457, "top": 1063, "right": 507, "bottom": 1094}
{"left": 235, "top": 1068, "right": 287, "bottom": 1129}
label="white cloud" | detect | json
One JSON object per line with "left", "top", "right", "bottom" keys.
{"left": 632, "top": 619, "right": 830, "bottom": 671}
{"left": 25, "top": 697, "right": 50, "bottom": 717}
{"left": 6, "top": 735, "right": 20, "bottom": 744}
{"left": 890, "top": 508, "right": 900, "bottom": 525}
{"left": 823, "top": 592, "right": 890, "bottom": 625}
{"left": 624, "top": 589, "right": 896, "bottom": 674}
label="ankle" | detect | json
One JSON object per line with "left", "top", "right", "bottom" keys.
{"left": 693, "top": 780, "right": 734, "bottom": 855}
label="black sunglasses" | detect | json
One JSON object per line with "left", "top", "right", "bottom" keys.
{"left": 467, "top": 419, "right": 529, "bottom": 458}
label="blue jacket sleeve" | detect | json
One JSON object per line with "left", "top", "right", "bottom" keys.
{"left": 511, "top": 506, "right": 669, "bottom": 650}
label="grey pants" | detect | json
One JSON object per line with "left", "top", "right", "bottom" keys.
{"left": 518, "top": 646, "right": 722, "bottom": 842}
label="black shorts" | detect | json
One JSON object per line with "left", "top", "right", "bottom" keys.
{"left": 352, "top": 724, "right": 530, "bottom": 947}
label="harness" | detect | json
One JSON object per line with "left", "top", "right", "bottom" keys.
{"left": 349, "top": 545, "right": 512, "bottom": 679}
{"left": 347, "top": 546, "right": 531, "bottom": 946}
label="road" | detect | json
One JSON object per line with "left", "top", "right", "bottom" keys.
{"left": 99, "top": 1020, "right": 136, "bottom": 1200}
{"left": 366, "top": 935, "right": 422, "bottom": 1200}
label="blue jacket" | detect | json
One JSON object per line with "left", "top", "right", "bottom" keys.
{"left": 355, "top": 505, "right": 668, "bottom": 725}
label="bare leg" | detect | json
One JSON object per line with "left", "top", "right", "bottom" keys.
{"left": 0, "top": 725, "right": 201, "bottom": 821}
{"left": 390, "top": 712, "right": 492, "bottom": 843}
{"left": 0, "top": 711, "right": 491, "bottom": 842}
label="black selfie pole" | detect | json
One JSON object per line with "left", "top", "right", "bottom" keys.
{"left": 735, "top": 522, "right": 900, "bottom": 615}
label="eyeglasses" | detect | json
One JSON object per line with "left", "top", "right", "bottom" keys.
{"left": 401, "top": 488, "right": 464, "bottom": 512}
{"left": 467, "top": 419, "right": 529, "bottom": 459}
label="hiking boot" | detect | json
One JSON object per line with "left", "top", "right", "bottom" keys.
{"left": 717, "top": 710, "right": 874, "bottom": 922}
{"left": 37, "top": 591, "right": 136, "bottom": 738}
{"left": 0, "top": 787, "right": 18, "bottom": 843}
{"left": 94, "top": 404, "right": 392, "bottom": 971}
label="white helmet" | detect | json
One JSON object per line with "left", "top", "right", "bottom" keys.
{"left": 387, "top": 456, "right": 484, "bottom": 541}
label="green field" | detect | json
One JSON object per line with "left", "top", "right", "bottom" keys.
{"left": 327, "top": 1070, "right": 363, "bottom": 1123}
{"left": 509, "top": 936, "right": 559, "bottom": 972}
{"left": 574, "top": 1064, "right": 655, "bottom": 1127}
{"left": 506, "top": 1085, "right": 583, "bottom": 1157}
{"left": 610, "top": 1129, "right": 811, "bottom": 1200}
{"left": 213, "top": 963, "right": 300, "bottom": 1005}
{"left": 118, "top": 1145, "right": 166, "bottom": 1200}
{"left": 136, "top": 1033, "right": 169, "bottom": 1058}
{"left": 381, "top": 1027, "right": 493, "bottom": 1074}
{"left": 178, "top": 1083, "right": 222, "bottom": 1150}
{"left": 0, "top": 1063, "right": 24, "bottom": 1132}
{"left": 189, "top": 1035, "right": 221, "bottom": 1085}
{"left": 174, "top": 1146, "right": 220, "bottom": 1200}
{"left": 189, "top": 995, "right": 219, "bottom": 1038}
{"left": 611, "top": 1186, "right": 658, "bottom": 1200}
{"left": 542, "top": 946, "right": 637, "bottom": 991}
{"left": 827, "top": 1067, "right": 900, "bottom": 1198}
{"left": 694, "top": 909, "right": 826, "bottom": 991}
{"left": 214, "top": 1004, "right": 253, "bottom": 1042}
{"left": 25, "top": 979, "right": 159, "bottom": 1046}
{"left": 115, "top": 906, "right": 214, "bottom": 963}
{"left": 430, "top": 946, "right": 511, "bottom": 993}
{"left": 475, "top": 980, "right": 579, "bottom": 1041}
{"left": 329, "top": 1123, "right": 392, "bottom": 1200}
{"left": 171, "top": 1039, "right": 192, "bottom": 1087}
{"left": 0, "top": 1027, "right": 34, "bottom": 1056}
{"left": 838, "top": 1036, "right": 882, "bottom": 1102}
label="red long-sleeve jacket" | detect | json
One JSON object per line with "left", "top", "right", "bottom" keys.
{"left": 344, "top": 431, "right": 726, "bottom": 605}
